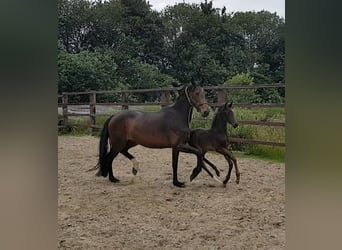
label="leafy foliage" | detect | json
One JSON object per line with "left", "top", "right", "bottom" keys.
{"left": 58, "top": 50, "right": 118, "bottom": 93}
{"left": 224, "top": 73, "right": 261, "bottom": 103}
{"left": 58, "top": 0, "right": 285, "bottom": 102}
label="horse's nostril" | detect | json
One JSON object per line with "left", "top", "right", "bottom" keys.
{"left": 204, "top": 110, "right": 209, "bottom": 117}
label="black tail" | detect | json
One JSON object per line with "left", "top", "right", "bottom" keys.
{"left": 97, "top": 115, "right": 113, "bottom": 177}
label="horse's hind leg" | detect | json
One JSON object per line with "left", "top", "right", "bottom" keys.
{"left": 121, "top": 150, "right": 139, "bottom": 176}
{"left": 107, "top": 150, "right": 120, "bottom": 183}
{"left": 120, "top": 142, "right": 139, "bottom": 175}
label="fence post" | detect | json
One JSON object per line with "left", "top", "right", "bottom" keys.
{"left": 62, "top": 94, "right": 68, "bottom": 126}
{"left": 122, "top": 92, "right": 129, "bottom": 110}
{"left": 160, "top": 91, "right": 170, "bottom": 108}
{"left": 217, "top": 89, "right": 227, "bottom": 105}
{"left": 89, "top": 93, "right": 96, "bottom": 131}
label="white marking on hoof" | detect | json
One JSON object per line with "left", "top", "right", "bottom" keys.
{"left": 213, "top": 175, "right": 223, "bottom": 184}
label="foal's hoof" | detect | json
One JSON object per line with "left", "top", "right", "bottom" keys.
{"left": 236, "top": 174, "right": 240, "bottom": 184}
{"left": 132, "top": 168, "right": 138, "bottom": 176}
{"left": 173, "top": 181, "right": 185, "bottom": 188}
{"left": 190, "top": 172, "right": 199, "bottom": 182}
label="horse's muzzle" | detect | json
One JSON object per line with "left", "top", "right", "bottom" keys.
{"left": 233, "top": 123, "right": 239, "bottom": 128}
{"left": 198, "top": 103, "right": 210, "bottom": 117}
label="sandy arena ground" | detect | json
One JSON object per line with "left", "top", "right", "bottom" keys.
{"left": 58, "top": 136, "right": 285, "bottom": 249}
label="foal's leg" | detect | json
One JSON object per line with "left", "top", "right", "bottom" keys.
{"left": 203, "top": 157, "right": 221, "bottom": 177}
{"left": 226, "top": 151, "right": 240, "bottom": 184}
{"left": 201, "top": 161, "right": 223, "bottom": 184}
{"left": 176, "top": 144, "right": 203, "bottom": 182}
{"left": 224, "top": 156, "right": 234, "bottom": 186}
{"left": 217, "top": 148, "right": 240, "bottom": 186}
{"left": 201, "top": 162, "right": 213, "bottom": 178}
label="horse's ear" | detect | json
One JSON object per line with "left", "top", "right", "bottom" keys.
{"left": 229, "top": 101, "right": 233, "bottom": 108}
{"left": 199, "top": 78, "right": 204, "bottom": 87}
{"left": 178, "top": 85, "right": 186, "bottom": 94}
{"left": 190, "top": 77, "right": 197, "bottom": 87}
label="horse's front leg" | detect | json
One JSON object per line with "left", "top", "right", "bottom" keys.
{"left": 172, "top": 148, "right": 185, "bottom": 187}
{"left": 176, "top": 144, "right": 203, "bottom": 182}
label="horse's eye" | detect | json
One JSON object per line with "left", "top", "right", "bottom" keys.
{"left": 195, "top": 92, "right": 199, "bottom": 96}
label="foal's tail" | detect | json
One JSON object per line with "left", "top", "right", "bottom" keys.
{"left": 97, "top": 115, "right": 113, "bottom": 177}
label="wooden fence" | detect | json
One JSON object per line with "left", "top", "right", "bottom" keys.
{"left": 58, "top": 84, "right": 285, "bottom": 147}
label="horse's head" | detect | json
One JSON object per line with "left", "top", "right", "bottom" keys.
{"left": 182, "top": 85, "right": 210, "bottom": 117}
{"left": 220, "top": 101, "right": 238, "bottom": 128}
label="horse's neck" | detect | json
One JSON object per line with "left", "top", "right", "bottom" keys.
{"left": 210, "top": 112, "right": 227, "bottom": 134}
{"left": 173, "top": 97, "right": 193, "bottom": 126}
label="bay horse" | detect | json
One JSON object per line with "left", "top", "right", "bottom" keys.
{"left": 95, "top": 85, "right": 210, "bottom": 187}
{"left": 189, "top": 101, "right": 240, "bottom": 186}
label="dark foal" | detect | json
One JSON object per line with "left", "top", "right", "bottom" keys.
{"left": 189, "top": 101, "right": 240, "bottom": 186}
{"left": 95, "top": 85, "right": 210, "bottom": 187}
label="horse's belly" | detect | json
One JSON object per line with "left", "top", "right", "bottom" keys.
{"left": 128, "top": 130, "right": 173, "bottom": 148}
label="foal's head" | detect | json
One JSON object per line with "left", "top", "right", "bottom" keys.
{"left": 180, "top": 85, "right": 210, "bottom": 117}
{"left": 219, "top": 101, "right": 238, "bottom": 128}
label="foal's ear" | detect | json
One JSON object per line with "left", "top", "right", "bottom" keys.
{"left": 224, "top": 101, "right": 233, "bottom": 109}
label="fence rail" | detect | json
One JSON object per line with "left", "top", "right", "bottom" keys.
{"left": 58, "top": 84, "right": 285, "bottom": 147}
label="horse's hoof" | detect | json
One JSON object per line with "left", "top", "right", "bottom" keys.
{"left": 236, "top": 179, "right": 240, "bottom": 184}
{"left": 216, "top": 171, "right": 220, "bottom": 177}
{"left": 109, "top": 177, "right": 120, "bottom": 183}
{"left": 173, "top": 181, "right": 185, "bottom": 188}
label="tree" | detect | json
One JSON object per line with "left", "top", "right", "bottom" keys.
{"left": 58, "top": 0, "right": 93, "bottom": 53}
{"left": 224, "top": 73, "right": 260, "bottom": 103}
{"left": 58, "top": 50, "right": 118, "bottom": 93}
{"left": 57, "top": 0, "right": 285, "bottom": 100}
{"left": 230, "top": 11, "right": 285, "bottom": 83}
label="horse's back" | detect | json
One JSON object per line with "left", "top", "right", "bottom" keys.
{"left": 107, "top": 109, "right": 184, "bottom": 148}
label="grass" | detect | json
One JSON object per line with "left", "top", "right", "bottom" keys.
{"left": 58, "top": 106, "right": 285, "bottom": 163}
{"left": 243, "top": 145, "right": 285, "bottom": 163}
